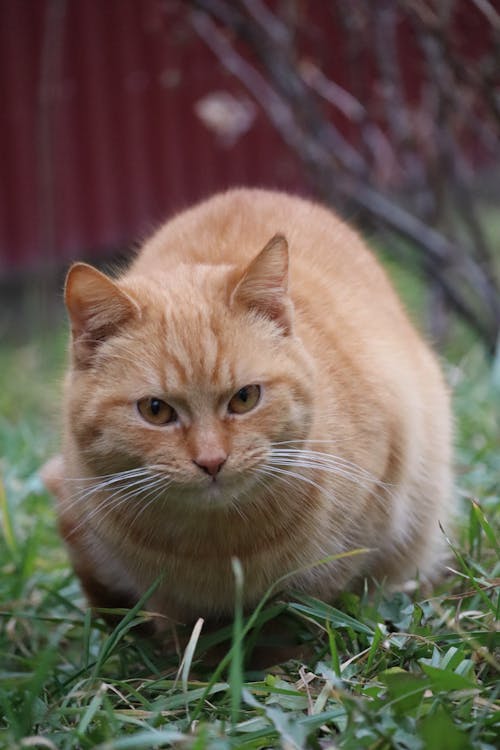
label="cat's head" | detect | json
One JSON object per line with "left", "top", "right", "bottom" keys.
{"left": 63, "top": 236, "right": 316, "bottom": 507}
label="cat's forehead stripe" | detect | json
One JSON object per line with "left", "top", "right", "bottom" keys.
{"left": 162, "top": 344, "right": 235, "bottom": 392}
{"left": 165, "top": 349, "right": 189, "bottom": 385}
{"left": 158, "top": 307, "right": 237, "bottom": 392}
{"left": 208, "top": 318, "right": 225, "bottom": 386}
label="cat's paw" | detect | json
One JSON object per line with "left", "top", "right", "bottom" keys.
{"left": 40, "top": 454, "right": 65, "bottom": 500}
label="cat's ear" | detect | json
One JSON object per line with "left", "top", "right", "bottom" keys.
{"left": 230, "top": 234, "right": 293, "bottom": 334}
{"left": 65, "top": 263, "right": 140, "bottom": 364}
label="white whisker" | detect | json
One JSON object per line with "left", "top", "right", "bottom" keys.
{"left": 64, "top": 471, "right": 167, "bottom": 539}
{"left": 62, "top": 468, "right": 154, "bottom": 510}
{"left": 126, "top": 478, "right": 174, "bottom": 528}
{"left": 64, "top": 467, "right": 154, "bottom": 482}
{"left": 260, "top": 464, "right": 329, "bottom": 496}
{"left": 268, "top": 458, "right": 376, "bottom": 491}
{"left": 270, "top": 447, "right": 384, "bottom": 483}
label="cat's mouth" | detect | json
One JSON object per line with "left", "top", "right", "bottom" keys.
{"left": 167, "top": 469, "right": 260, "bottom": 507}
{"left": 197, "top": 470, "right": 251, "bottom": 493}
{"left": 145, "top": 457, "right": 268, "bottom": 507}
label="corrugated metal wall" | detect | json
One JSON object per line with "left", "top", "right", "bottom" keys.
{"left": 0, "top": 0, "right": 304, "bottom": 277}
{"left": 0, "top": 0, "right": 493, "bottom": 278}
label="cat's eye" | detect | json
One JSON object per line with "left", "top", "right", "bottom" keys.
{"left": 228, "top": 385, "right": 261, "bottom": 415}
{"left": 137, "top": 397, "right": 177, "bottom": 425}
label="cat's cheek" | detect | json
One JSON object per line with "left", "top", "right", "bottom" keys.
{"left": 261, "top": 390, "right": 314, "bottom": 444}
{"left": 284, "top": 397, "right": 314, "bottom": 437}
{"left": 123, "top": 428, "right": 184, "bottom": 471}
{"left": 71, "top": 412, "right": 170, "bottom": 475}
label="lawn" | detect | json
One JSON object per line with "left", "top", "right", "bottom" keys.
{"left": 0, "top": 310, "right": 499, "bottom": 749}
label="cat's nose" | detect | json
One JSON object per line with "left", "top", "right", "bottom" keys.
{"left": 193, "top": 454, "right": 227, "bottom": 477}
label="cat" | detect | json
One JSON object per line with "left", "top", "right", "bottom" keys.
{"left": 42, "top": 188, "right": 453, "bottom": 628}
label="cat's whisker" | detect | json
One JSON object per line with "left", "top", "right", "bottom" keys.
{"left": 254, "top": 466, "right": 332, "bottom": 521}
{"left": 271, "top": 448, "right": 380, "bottom": 479}
{"left": 62, "top": 469, "right": 156, "bottom": 510}
{"left": 272, "top": 441, "right": 401, "bottom": 493}
{"left": 270, "top": 448, "right": 385, "bottom": 485}
{"left": 65, "top": 473, "right": 167, "bottom": 538}
{"left": 263, "top": 463, "right": 343, "bottom": 496}
{"left": 101, "top": 473, "right": 169, "bottom": 515}
{"left": 270, "top": 454, "right": 374, "bottom": 481}
{"left": 248, "top": 470, "right": 274, "bottom": 500}
{"left": 260, "top": 462, "right": 394, "bottom": 516}
{"left": 229, "top": 494, "right": 248, "bottom": 521}
{"left": 272, "top": 439, "right": 339, "bottom": 446}
{"left": 62, "top": 480, "right": 143, "bottom": 516}
{"left": 267, "top": 458, "right": 378, "bottom": 492}
{"left": 232, "top": 472, "right": 271, "bottom": 517}
{"left": 94, "top": 479, "right": 165, "bottom": 529}
{"left": 128, "top": 493, "right": 164, "bottom": 529}
{"left": 64, "top": 467, "right": 154, "bottom": 482}
{"left": 125, "top": 478, "right": 174, "bottom": 528}
{"left": 271, "top": 446, "right": 372, "bottom": 466}
{"left": 257, "top": 467, "right": 372, "bottom": 541}
{"left": 65, "top": 497, "right": 122, "bottom": 540}
{"left": 63, "top": 470, "right": 152, "bottom": 498}
{"left": 253, "top": 467, "right": 325, "bottom": 527}
{"left": 66, "top": 487, "right": 149, "bottom": 540}
{"left": 254, "top": 466, "right": 298, "bottom": 493}
{"left": 260, "top": 463, "right": 372, "bottom": 519}
{"left": 271, "top": 438, "right": 360, "bottom": 448}
{"left": 270, "top": 456, "right": 394, "bottom": 497}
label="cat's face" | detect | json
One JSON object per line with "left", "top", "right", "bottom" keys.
{"left": 64, "top": 237, "right": 315, "bottom": 509}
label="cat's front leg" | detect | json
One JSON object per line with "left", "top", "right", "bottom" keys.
{"left": 40, "top": 453, "right": 65, "bottom": 500}
{"left": 41, "top": 459, "right": 152, "bottom": 630}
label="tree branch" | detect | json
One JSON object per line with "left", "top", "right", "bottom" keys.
{"left": 190, "top": 0, "right": 500, "bottom": 353}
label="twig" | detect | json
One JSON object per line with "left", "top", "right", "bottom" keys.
{"left": 190, "top": 0, "right": 500, "bottom": 353}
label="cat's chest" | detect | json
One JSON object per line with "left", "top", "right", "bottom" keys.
{"left": 92, "top": 509, "right": 328, "bottom": 615}
{"left": 108, "top": 533, "right": 280, "bottom": 617}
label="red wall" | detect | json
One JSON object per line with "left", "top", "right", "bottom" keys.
{"left": 0, "top": 0, "right": 494, "bottom": 277}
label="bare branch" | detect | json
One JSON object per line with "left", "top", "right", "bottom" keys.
{"left": 190, "top": 0, "right": 500, "bottom": 353}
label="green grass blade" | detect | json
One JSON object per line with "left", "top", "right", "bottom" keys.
{"left": 92, "top": 574, "right": 164, "bottom": 676}
{"left": 289, "top": 593, "right": 374, "bottom": 635}
{"left": 326, "top": 620, "right": 341, "bottom": 678}
{"left": 0, "top": 477, "right": 17, "bottom": 556}
{"left": 178, "top": 616, "right": 204, "bottom": 695}
{"left": 230, "top": 557, "right": 244, "bottom": 728}
{"left": 94, "top": 729, "right": 187, "bottom": 749}
{"left": 471, "top": 500, "right": 500, "bottom": 556}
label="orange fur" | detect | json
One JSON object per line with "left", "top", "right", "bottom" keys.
{"left": 45, "top": 189, "right": 453, "bottom": 626}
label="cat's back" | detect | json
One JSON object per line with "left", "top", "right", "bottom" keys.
{"left": 134, "top": 188, "right": 383, "bottom": 283}
{"left": 132, "top": 188, "right": 421, "bottom": 355}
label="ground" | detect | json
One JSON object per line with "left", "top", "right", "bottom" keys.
{"left": 0, "top": 313, "right": 498, "bottom": 749}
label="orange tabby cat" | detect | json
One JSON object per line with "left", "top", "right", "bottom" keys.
{"left": 43, "top": 189, "right": 453, "bottom": 627}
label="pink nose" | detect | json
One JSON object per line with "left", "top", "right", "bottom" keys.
{"left": 193, "top": 455, "right": 227, "bottom": 477}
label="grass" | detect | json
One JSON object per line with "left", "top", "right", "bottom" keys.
{"left": 0, "top": 323, "right": 499, "bottom": 749}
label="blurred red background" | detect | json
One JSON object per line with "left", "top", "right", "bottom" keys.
{"left": 0, "top": 0, "right": 493, "bottom": 278}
